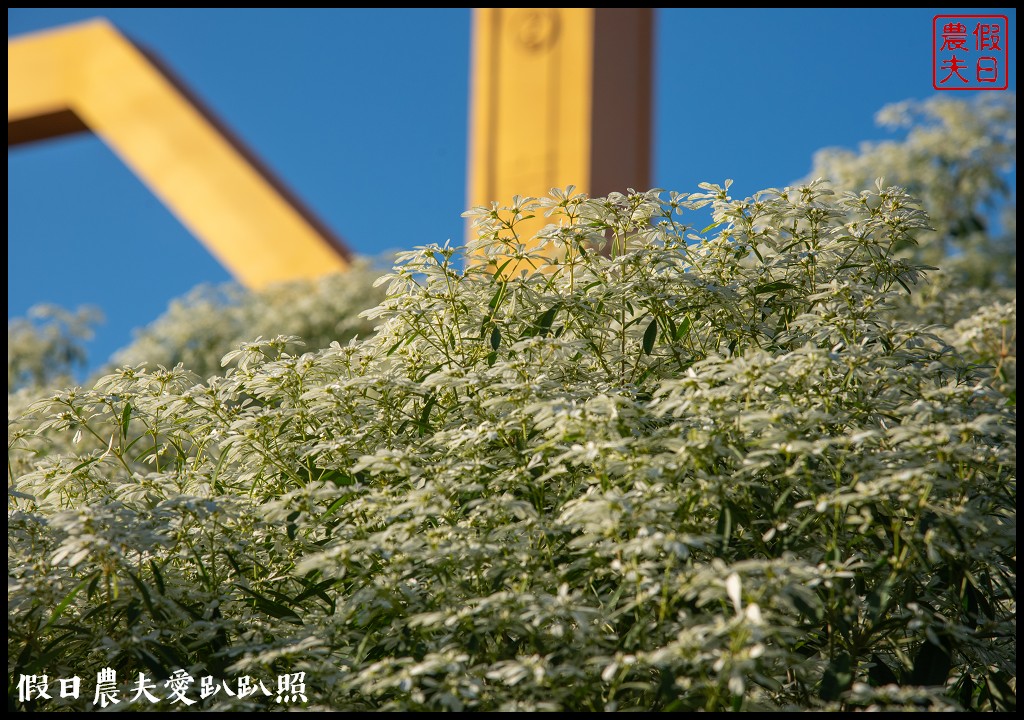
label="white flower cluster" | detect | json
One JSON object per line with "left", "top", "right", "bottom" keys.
{"left": 9, "top": 178, "right": 1014, "bottom": 711}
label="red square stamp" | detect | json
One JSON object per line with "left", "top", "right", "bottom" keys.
{"left": 933, "top": 15, "right": 1009, "bottom": 90}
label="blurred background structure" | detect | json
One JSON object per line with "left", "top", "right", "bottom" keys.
{"left": 8, "top": 19, "right": 352, "bottom": 289}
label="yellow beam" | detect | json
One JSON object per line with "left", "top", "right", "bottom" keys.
{"left": 8, "top": 19, "right": 351, "bottom": 289}
{"left": 467, "top": 8, "right": 652, "bottom": 271}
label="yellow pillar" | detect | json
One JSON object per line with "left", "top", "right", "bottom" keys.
{"left": 467, "top": 8, "right": 652, "bottom": 271}
{"left": 8, "top": 19, "right": 351, "bottom": 289}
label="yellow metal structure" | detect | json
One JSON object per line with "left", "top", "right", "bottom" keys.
{"left": 467, "top": 8, "right": 652, "bottom": 271}
{"left": 8, "top": 19, "right": 351, "bottom": 289}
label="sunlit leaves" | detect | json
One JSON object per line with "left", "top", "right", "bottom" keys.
{"left": 8, "top": 179, "right": 1015, "bottom": 712}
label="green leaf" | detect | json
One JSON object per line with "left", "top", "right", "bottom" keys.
{"left": 320, "top": 495, "right": 349, "bottom": 522}
{"left": 309, "top": 468, "right": 352, "bottom": 486}
{"left": 294, "top": 578, "right": 338, "bottom": 605}
{"left": 983, "top": 672, "right": 1016, "bottom": 712}
{"left": 287, "top": 510, "right": 299, "bottom": 540}
{"left": 957, "top": 673, "right": 976, "bottom": 710}
{"left": 145, "top": 641, "right": 187, "bottom": 671}
{"left": 790, "top": 591, "right": 823, "bottom": 623}
{"left": 44, "top": 573, "right": 99, "bottom": 631}
{"left": 754, "top": 280, "right": 798, "bottom": 295}
{"left": 490, "top": 327, "right": 501, "bottom": 351}
{"left": 386, "top": 338, "right": 406, "bottom": 356}
{"left": 149, "top": 560, "right": 166, "bottom": 595}
{"left": 536, "top": 305, "right": 559, "bottom": 337}
{"left": 418, "top": 394, "right": 437, "bottom": 436}
{"left": 642, "top": 317, "right": 658, "bottom": 355}
{"left": 132, "top": 445, "right": 159, "bottom": 465}
{"left": 675, "top": 315, "right": 692, "bottom": 341}
{"left": 210, "top": 450, "right": 230, "bottom": 492}
{"left": 908, "top": 631, "right": 952, "bottom": 686}
{"left": 716, "top": 504, "right": 733, "bottom": 550}
{"left": 772, "top": 486, "right": 794, "bottom": 514}
{"left": 234, "top": 584, "right": 302, "bottom": 625}
{"left": 488, "top": 281, "right": 507, "bottom": 312}
{"left": 869, "top": 654, "right": 899, "bottom": 686}
{"left": 493, "top": 256, "right": 516, "bottom": 277}
{"left": 66, "top": 455, "right": 102, "bottom": 477}
{"left": 255, "top": 597, "right": 302, "bottom": 625}
{"left": 124, "top": 569, "right": 165, "bottom": 623}
{"left": 820, "top": 653, "right": 852, "bottom": 701}
{"left": 866, "top": 577, "right": 893, "bottom": 623}
{"left": 134, "top": 647, "right": 170, "bottom": 679}
{"left": 120, "top": 402, "right": 132, "bottom": 438}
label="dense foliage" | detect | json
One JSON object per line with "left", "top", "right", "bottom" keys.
{"left": 8, "top": 305, "right": 103, "bottom": 393}
{"left": 807, "top": 94, "right": 1015, "bottom": 291}
{"left": 109, "top": 259, "right": 386, "bottom": 382}
{"left": 9, "top": 179, "right": 1015, "bottom": 711}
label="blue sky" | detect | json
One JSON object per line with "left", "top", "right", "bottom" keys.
{"left": 8, "top": 8, "right": 1017, "bottom": 373}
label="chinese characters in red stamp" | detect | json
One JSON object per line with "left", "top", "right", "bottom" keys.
{"left": 934, "top": 15, "right": 1009, "bottom": 90}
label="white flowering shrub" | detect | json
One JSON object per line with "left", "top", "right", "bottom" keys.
{"left": 808, "top": 93, "right": 1015, "bottom": 290}
{"left": 110, "top": 259, "right": 386, "bottom": 382}
{"left": 9, "top": 182, "right": 1015, "bottom": 711}
{"left": 8, "top": 265, "right": 385, "bottom": 502}
{"left": 8, "top": 305, "right": 103, "bottom": 393}
{"left": 806, "top": 93, "right": 1016, "bottom": 406}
